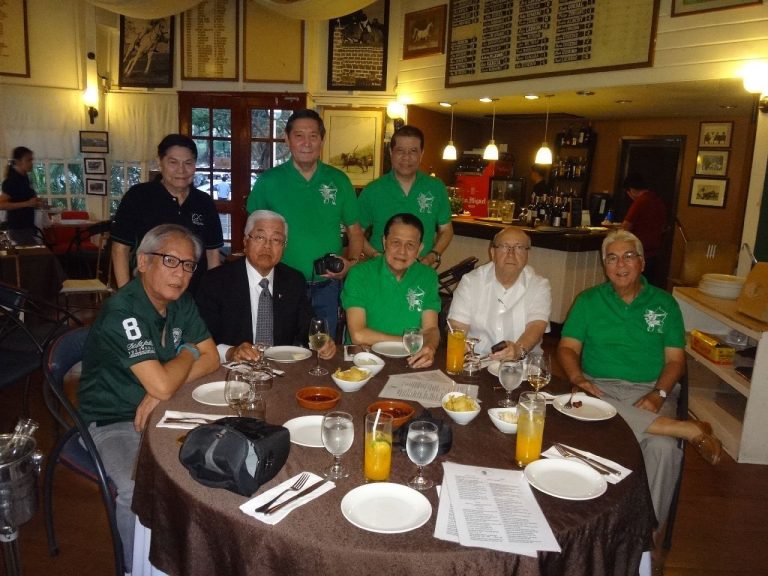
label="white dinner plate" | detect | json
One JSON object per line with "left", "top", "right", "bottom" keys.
{"left": 487, "top": 360, "right": 500, "bottom": 377}
{"left": 524, "top": 458, "right": 608, "bottom": 500}
{"left": 283, "top": 415, "right": 324, "bottom": 448}
{"left": 341, "top": 483, "right": 432, "bottom": 533}
{"left": 552, "top": 394, "right": 617, "bottom": 421}
{"left": 264, "top": 346, "right": 312, "bottom": 363}
{"left": 371, "top": 341, "right": 410, "bottom": 358}
{"left": 192, "top": 381, "right": 228, "bottom": 407}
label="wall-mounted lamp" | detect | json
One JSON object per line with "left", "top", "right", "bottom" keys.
{"left": 742, "top": 61, "right": 768, "bottom": 94}
{"left": 534, "top": 95, "right": 554, "bottom": 165}
{"left": 483, "top": 99, "right": 499, "bottom": 161}
{"left": 442, "top": 104, "right": 457, "bottom": 161}
{"left": 83, "top": 85, "right": 99, "bottom": 124}
{"left": 387, "top": 101, "right": 407, "bottom": 130}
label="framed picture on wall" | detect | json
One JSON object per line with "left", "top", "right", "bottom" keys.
{"left": 321, "top": 108, "right": 384, "bottom": 187}
{"left": 327, "top": 0, "right": 389, "bottom": 91}
{"left": 690, "top": 177, "right": 728, "bottom": 208}
{"left": 672, "top": 0, "right": 762, "bottom": 17}
{"left": 79, "top": 131, "right": 110, "bottom": 154}
{"left": 696, "top": 150, "right": 729, "bottom": 176}
{"left": 0, "top": 0, "right": 30, "bottom": 77}
{"left": 119, "top": 15, "right": 175, "bottom": 88}
{"left": 85, "top": 179, "right": 108, "bottom": 196}
{"left": 699, "top": 122, "right": 733, "bottom": 148}
{"left": 83, "top": 158, "right": 106, "bottom": 175}
{"left": 403, "top": 5, "right": 447, "bottom": 60}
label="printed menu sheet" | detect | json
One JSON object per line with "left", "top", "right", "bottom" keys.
{"left": 378, "top": 370, "right": 478, "bottom": 408}
{"left": 435, "top": 462, "right": 560, "bottom": 556}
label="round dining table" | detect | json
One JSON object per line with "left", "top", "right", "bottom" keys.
{"left": 132, "top": 348, "right": 655, "bottom": 576}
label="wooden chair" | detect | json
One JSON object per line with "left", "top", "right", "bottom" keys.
{"left": 437, "top": 257, "right": 479, "bottom": 333}
{"left": 663, "top": 373, "right": 689, "bottom": 549}
{"left": 59, "top": 221, "right": 113, "bottom": 317}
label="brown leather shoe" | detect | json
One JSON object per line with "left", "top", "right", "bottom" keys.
{"left": 689, "top": 420, "right": 722, "bottom": 465}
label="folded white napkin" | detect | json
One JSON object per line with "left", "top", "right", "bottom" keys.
{"left": 157, "top": 410, "right": 224, "bottom": 430}
{"left": 542, "top": 443, "right": 632, "bottom": 484}
{"left": 240, "top": 472, "right": 335, "bottom": 525}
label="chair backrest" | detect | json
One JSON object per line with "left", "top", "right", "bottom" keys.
{"left": 438, "top": 257, "right": 479, "bottom": 297}
{"left": 677, "top": 241, "right": 739, "bottom": 286}
{"left": 61, "top": 211, "right": 89, "bottom": 220}
{"left": 43, "top": 327, "right": 90, "bottom": 432}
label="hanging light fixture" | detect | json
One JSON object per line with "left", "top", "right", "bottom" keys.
{"left": 442, "top": 103, "right": 457, "bottom": 160}
{"left": 534, "top": 95, "right": 554, "bottom": 165}
{"left": 483, "top": 99, "right": 499, "bottom": 161}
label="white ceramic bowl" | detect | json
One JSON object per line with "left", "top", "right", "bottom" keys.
{"left": 353, "top": 352, "right": 385, "bottom": 376}
{"left": 331, "top": 368, "right": 372, "bottom": 392}
{"left": 487, "top": 407, "right": 518, "bottom": 434}
{"left": 441, "top": 391, "right": 481, "bottom": 426}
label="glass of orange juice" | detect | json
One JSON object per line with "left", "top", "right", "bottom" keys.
{"left": 364, "top": 412, "right": 393, "bottom": 482}
{"left": 446, "top": 330, "right": 466, "bottom": 375}
{"left": 515, "top": 392, "right": 546, "bottom": 467}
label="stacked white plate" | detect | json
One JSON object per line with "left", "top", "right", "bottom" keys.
{"left": 698, "top": 273, "right": 745, "bottom": 300}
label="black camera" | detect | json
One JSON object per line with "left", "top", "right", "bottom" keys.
{"left": 313, "top": 253, "right": 344, "bottom": 275}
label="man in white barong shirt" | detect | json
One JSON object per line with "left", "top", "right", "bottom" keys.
{"left": 447, "top": 227, "right": 551, "bottom": 360}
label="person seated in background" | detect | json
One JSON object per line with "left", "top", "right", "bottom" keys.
{"left": 447, "top": 226, "right": 550, "bottom": 360}
{"left": 342, "top": 212, "right": 440, "bottom": 368}
{"left": 196, "top": 210, "right": 335, "bottom": 363}
{"left": 557, "top": 230, "right": 721, "bottom": 543}
{"left": 78, "top": 224, "right": 219, "bottom": 572}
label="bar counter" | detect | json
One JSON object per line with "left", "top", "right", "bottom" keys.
{"left": 442, "top": 217, "right": 611, "bottom": 324}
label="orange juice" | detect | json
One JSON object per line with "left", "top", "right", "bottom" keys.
{"left": 515, "top": 414, "right": 545, "bottom": 466}
{"left": 364, "top": 433, "right": 392, "bottom": 481}
{"left": 446, "top": 330, "right": 466, "bottom": 375}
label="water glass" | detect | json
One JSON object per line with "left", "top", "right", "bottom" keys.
{"left": 406, "top": 421, "right": 439, "bottom": 490}
{"left": 240, "top": 392, "right": 266, "bottom": 420}
{"left": 224, "top": 369, "right": 251, "bottom": 416}
{"left": 515, "top": 392, "right": 546, "bottom": 467}
{"left": 321, "top": 411, "right": 354, "bottom": 480}
{"left": 364, "top": 412, "right": 393, "bottom": 482}
{"left": 498, "top": 360, "right": 524, "bottom": 407}
{"left": 403, "top": 327, "right": 424, "bottom": 367}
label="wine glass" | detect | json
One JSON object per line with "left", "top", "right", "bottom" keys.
{"left": 526, "top": 353, "right": 551, "bottom": 397}
{"left": 252, "top": 340, "right": 270, "bottom": 367}
{"left": 224, "top": 369, "right": 250, "bottom": 416}
{"left": 403, "top": 327, "right": 423, "bottom": 366}
{"left": 308, "top": 317, "right": 330, "bottom": 376}
{"left": 406, "top": 421, "right": 439, "bottom": 491}
{"left": 498, "top": 360, "right": 524, "bottom": 407}
{"left": 240, "top": 391, "right": 266, "bottom": 420}
{"left": 321, "top": 411, "right": 354, "bottom": 480}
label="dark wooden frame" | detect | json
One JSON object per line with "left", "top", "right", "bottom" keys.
{"left": 83, "top": 158, "right": 106, "bottom": 175}
{"left": 119, "top": 15, "right": 175, "bottom": 88}
{"left": 690, "top": 177, "right": 728, "bottom": 208}
{"left": 181, "top": 0, "right": 239, "bottom": 81}
{"left": 327, "top": 0, "right": 389, "bottom": 91}
{"left": 79, "top": 131, "right": 110, "bottom": 154}
{"left": 0, "top": 0, "right": 30, "bottom": 77}
{"left": 695, "top": 149, "right": 730, "bottom": 176}
{"left": 698, "top": 121, "right": 733, "bottom": 148}
{"left": 85, "top": 179, "right": 108, "bottom": 196}
{"left": 672, "top": 0, "right": 762, "bottom": 16}
{"left": 403, "top": 4, "right": 447, "bottom": 60}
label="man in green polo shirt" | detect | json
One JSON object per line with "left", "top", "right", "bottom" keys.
{"left": 246, "top": 109, "right": 364, "bottom": 339}
{"left": 78, "top": 224, "right": 219, "bottom": 572}
{"left": 358, "top": 124, "right": 453, "bottom": 268}
{"left": 342, "top": 212, "right": 440, "bottom": 368}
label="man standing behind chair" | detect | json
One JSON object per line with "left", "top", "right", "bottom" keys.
{"left": 358, "top": 125, "right": 453, "bottom": 267}
{"left": 196, "top": 210, "right": 335, "bottom": 363}
{"left": 111, "top": 134, "right": 224, "bottom": 293}
{"left": 247, "top": 109, "right": 364, "bottom": 338}
{"left": 342, "top": 213, "right": 440, "bottom": 368}
{"left": 78, "top": 224, "right": 219, "bottom": 572}
{"left": 447, "top": 226, "right": 550, "bottom": 360}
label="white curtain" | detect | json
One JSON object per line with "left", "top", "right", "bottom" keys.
{"left": 106, "top": 92, "right": 178, "bottom": 163}
{"left": 0, "top": 86, "right": 83, "bottom": 160}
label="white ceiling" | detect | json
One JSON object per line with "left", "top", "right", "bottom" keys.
{"left": 416, "top": 78, "right": 758, "bottom": 121}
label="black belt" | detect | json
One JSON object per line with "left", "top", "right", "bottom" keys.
{"left": 307, "top": 279, "right": 332, "bottom": 287}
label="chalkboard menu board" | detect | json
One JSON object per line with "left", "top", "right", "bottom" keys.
{"left": 446, "top": 0, "right": 659, "bottom": 88}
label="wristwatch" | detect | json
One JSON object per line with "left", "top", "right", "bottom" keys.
{"left": 177, "top": 343, "right": 201, "bottom": 360}
{"left": 428, "top": 250, "right": 441, "bottom": 265}
{"left": 653, "top": 388, "right": 668, "bottom": 399}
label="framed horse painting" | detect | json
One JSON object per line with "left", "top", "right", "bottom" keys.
{"left": 403, "top": 5, "right": 446, "bottom": 60}
{"left": 321, "top": 108, "right": 384, "bottom": 188}
{"left": 119, "top": 15, "right": 175, "bottom": 88}
{"left": 327, "top": 0, "right": 389, "bottom": 91}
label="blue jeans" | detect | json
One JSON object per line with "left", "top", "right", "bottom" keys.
{"left": 88, "top": 421, "right": 141, "bottom": 572}
{"left": 307, "top": 279, "right": 341, "bottom": 340}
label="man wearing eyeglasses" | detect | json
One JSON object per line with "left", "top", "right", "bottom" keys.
{"left": 447, "top": 226, "right": 551, "bottom": 360}
{"left": 196, "top": 210, "right": 336, "bottom": 363}
{"left": 79, "top": 224, "right": 219, "bottom": 572}
{"left": 358, "top": 125, "right": 453, "bottom": 267}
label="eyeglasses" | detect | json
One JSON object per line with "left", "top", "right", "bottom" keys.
{"left": 386, "top": 238, "right": 420, "bottom": 252}
{"left": 148, "top": 252, "right": 198, "bottom": 273}
{"left": 391, "top": 147, "right": 421, "bottom": 157}
{"left": 247, "top": 233, "right": 286, "bottom": 247}
{"left": 604, "top": 251, "right": 642, "bottom": 266}
{"left": 493, "top": 244, "right": 530, "bottom": 255}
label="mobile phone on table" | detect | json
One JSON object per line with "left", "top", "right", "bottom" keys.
{"left": 491, "top": 341, "right": 507, "bottom": 354}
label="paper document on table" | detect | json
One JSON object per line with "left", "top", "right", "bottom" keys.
{"left": 435, "top": 462, "right": 560, "bottom": 556}
{"left": 378, "top": 370, "right": 478, "bottom": 408}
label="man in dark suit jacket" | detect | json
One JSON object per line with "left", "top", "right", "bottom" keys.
{"left": 196, "top": 210, "right": 336, "bottom": 363}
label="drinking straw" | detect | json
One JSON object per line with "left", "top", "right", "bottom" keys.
{"left": 372, "top": 408, "right": 382, "bottom": 441}
{"left": 446, "top": 320, "right": 455, "bottom": 334}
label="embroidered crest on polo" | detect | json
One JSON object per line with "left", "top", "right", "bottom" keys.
{"left": 407, "top": 286, "right": 425, "bottom": 311}
{"left": 416, "top": 193, "right": 434, "bottom": 213}
{"left": 319, "top": 184, "right": 337, "bottom": 205}
{"left": 191, "top": 213, "right": 204, "bottom": 226}
{"left": 644, "top": 307, "right": 667, "bottom": 333}
{"left": 172, "top": 328, "right": 183, "bottom": 347}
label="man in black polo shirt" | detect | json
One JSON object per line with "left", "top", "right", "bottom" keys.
{"left": 111, "top": 134, "right": 224, "bottom": 293}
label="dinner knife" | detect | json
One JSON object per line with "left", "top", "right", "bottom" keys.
{"left": 264, "top": 480, "right": 328, "bottom": 515}
{"left": 557, "top": 444, "right": 622, "bottom": 476}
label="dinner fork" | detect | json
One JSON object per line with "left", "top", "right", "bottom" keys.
{"left": 564, "top": 387, "right": 578, "bottom": 409}
{"left": 254, "top": 473, "right": 310, "bottom": 513}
